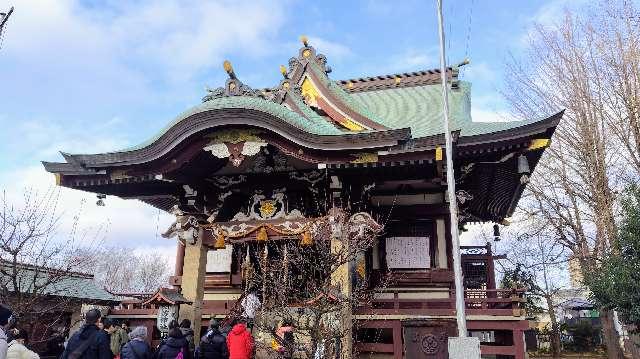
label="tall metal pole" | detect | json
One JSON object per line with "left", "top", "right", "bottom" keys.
{"left": 436, "top": 0, "right": 467, "bottom": 337}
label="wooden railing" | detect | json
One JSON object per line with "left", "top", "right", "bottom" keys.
{"left": 355, "top": 288, "right": 525, "bottom": 317}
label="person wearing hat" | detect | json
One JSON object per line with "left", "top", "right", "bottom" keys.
{"left": 6, "top": 328, "right": 39, "bottom": 359}
{"left": 0, "top": 304, "right": 14, "bottom": 359}
{"left": 195, "top": 319, "right": 228, "bottom": 359}
{"left": 61, "top": 309, "right": 112, "bottom": 359}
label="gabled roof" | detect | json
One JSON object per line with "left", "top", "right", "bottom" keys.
{"left": 0, "top": 261, "right": 119, "bottom": 303}
{"left": 42, "top": 38, "right": 560, "bottom": 168}
{"left": 142, "top": 288, "right": 191, "bottom": 306}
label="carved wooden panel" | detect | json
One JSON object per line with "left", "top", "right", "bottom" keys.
{"left": 402, "top": 319, "right": 456, "bottom": 359}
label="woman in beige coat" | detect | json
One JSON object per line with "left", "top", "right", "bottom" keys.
{"left": 7, "top": 329, "right": 39, "bottom": 359}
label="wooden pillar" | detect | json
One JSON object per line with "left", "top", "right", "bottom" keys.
{"left": 486, "top": 243, "right": 496, "bottom": 290}
{"left": 178, "top": 229, "right": 207, "bottom": 344}
{"left": 175, "top": 242, "right": 185, "bottom": 277}
{"left": 436, "top": 218, "right": 448, "bottom": 269}
{"left": 393, "top": 321, "right": 403, "bottom": 359}
{"left": 513, "top": 329, "right": 525, "bottom": 359}
{"left": 331, "top": 235, "right": 353, "bottom": 358}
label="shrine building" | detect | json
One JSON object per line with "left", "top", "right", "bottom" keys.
{"left": 43, "top": 38, "right": 561, "bottom": 359}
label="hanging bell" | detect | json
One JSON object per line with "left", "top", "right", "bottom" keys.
{"left": 214, "top": 231, "right": 226, "bottom": 249}
{"left": 517, "top": 154, "right": 530, "bottom": 175}
{"left": 301, "top": 231, "right": 313, "bottom": 246}
{"left": 256, "top": 227, "right": 268, "bottom": 242}
{"left": 493, "top": 223, "right": 501, "bottom": 242}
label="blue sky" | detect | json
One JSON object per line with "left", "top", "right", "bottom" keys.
{"left": 0, "top": 0, "right": 590, "bottom": 254}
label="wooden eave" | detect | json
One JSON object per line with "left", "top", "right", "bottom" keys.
{"left": 457, "top": 110, "right": 563, "bottom": 152}
{"left": 337, "top": 67, "right": 459, "bottom": 93}
{"left": 42, "top": 109, "right": 411, "bottom": 170}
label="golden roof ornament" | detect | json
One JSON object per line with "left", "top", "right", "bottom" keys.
{"left": 279, "top": 65, "right": 288, "bottom": 78}
{"left": 300, "top": 35, "right": 309, "bottom": 47}
{"left": 202, "top": 60, "right": 263, "bottom": 101}
{"left": 223, "top": 60, "right": 236, "bottom": 79}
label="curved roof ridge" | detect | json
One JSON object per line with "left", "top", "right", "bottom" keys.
{"left": 78, "top": 96, "right": 344, "bottom": 156}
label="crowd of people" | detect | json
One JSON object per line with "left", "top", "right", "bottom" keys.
{"left": 0, "top": 290, "right": 297, "bottom": 359}
{"left": 0, "top": 306, "right": 280, "bottom": 359}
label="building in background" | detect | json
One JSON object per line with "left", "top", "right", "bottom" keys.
{"left": 0, "top": 261, "right": 119, "bottom": 354}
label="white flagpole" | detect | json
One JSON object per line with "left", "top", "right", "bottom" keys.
{"left": 436, "top": 0, "right": 468, "bottom": 337}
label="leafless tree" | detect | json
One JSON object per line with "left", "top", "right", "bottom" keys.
{"left": 232, "top": 208, "right": 387, "bottom": 359}
{"left": 0, "top": 188, "right": 104, "bottom": 347}
{"left": 492, "top": 221, "right": 569, "bottom": 358}
{"left": 90, "top": 246, "right": 172, "bottom": 294}
{"left": 502, "top": 2, "right": 640, "bottom": 357}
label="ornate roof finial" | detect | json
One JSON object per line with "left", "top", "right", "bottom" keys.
{"left": 279, "top": 65, "right": 288, "bottom": 78}
{"left": 223, "top": 60, "right": 236, "bottom": 79}
{"left": 300, "top": 35, "right": 309, "bottom": 47}
{"left": 202, "top": 60, "right": 263, "bottom": 102}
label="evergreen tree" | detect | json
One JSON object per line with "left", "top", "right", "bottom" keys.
{"left": 589, "top": 185, "right": 640, "bottom": 331}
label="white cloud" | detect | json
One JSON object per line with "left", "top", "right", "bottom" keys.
{"left": 307, "top": 36, "right": 353, "bottom": 60}
{"left": 462, "top": 62, "right": 496, "bottom": 83}
{"left": 0, "top": 166, "right": 175, "bottom": 252}
{"left": 518, "top": 0, "right": 591, "bottom": 46}
{"left": 0, "top": 0, "right": 290, "bottom": 116}
{"left": 470, "top": 92, "right": 512, "bottom": 123}
{"left": 471, "top": 107, "right": 511, "bottom": 123}
{"left": 3, "top": 0, "right": 287, "bottom": 82}
{"left": 0, "top": 0, "right": 291, "bottom": 265}
{"left": 359, "top": 47, "right": 439, "bottom": 77}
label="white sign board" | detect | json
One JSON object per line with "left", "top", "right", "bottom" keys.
{"left": 206, "top": 246, "right": 233, "bottom": 273}
{"left": 157, "top": 305, "right": 178, "bottom": 332}
{"left": 385, "top": 236, "right": 430, "bottom": 269}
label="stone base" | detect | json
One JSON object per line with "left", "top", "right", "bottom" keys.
{"left": 448, "top": 337, "right": 481, "bottom": 359}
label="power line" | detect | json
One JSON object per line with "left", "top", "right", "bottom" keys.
{"left": 464, "top": 0, "right": 475, "bottom": 60}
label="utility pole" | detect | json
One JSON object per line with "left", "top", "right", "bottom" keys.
{"left": 0, "top": 6, "right": 14, "bottom": 50}
{"left": 436, "top": 0, "right": 467, "bottom": 338}
{"left": 436, "top": 1, "right": 481, "bottom": 358}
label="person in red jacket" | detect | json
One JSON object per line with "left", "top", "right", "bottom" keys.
{"left": 226, "top": 319, "right": 254, "bottom": 359}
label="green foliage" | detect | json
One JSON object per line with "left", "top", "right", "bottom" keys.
{"left": 588, "top": 184, "right": 640, "bottom": 331}
{"left": 501, "top": 264, "right": 544, "bottom": 317}
{"left": 566, "top": 321, "right": 600, "bottom": 352}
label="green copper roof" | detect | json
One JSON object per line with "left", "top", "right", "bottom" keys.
{"left": 124, "top": 95, "right": 344, "bottom": 152}
{"left": 1, "top": 264, "right": 119, "bottom": 302}
{"left": 119, "top": 81, "right": 548, "bottom": 154}
{"left": 307, "top": 62, "right": 388, "bottom": 124}
{"left": 350, "top": 81, "right": 545, "bottom": 138}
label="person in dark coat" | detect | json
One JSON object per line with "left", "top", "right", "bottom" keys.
{"left": 179, "top": 319, "right": 195, "bottom": 354}
{"left": 154, "top": 327, "right": 192, "bottom": 359}
{"left": 120, "top": 326, "right": 152, "bottom": 359}
{"left": 195, "top": 320, "right": 228, "bottom": 359}
{"left": 61, "top": 309, "right": 112, "bottom": 359}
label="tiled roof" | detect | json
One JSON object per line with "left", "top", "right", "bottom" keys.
{"left": 350, "top": 81, "right": 549, "bottom": 138}
{"left": 46, "top": 41, "right": 558, "bottom": 160}
{"left": 0, "top": 263, "right": 119, "bottom": 302}
{"left": 124, "top": 80, "right": 543, "bottom": 154}
{"left": 124, "top": 95, "right": 345, "bottom": 152}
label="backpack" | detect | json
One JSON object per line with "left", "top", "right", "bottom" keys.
{"left": 175, "top": 348, "right": 184, "bottom": 359}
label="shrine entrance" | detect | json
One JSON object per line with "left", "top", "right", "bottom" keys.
{"left": 402, "top": 319, "right": 457, "bottom": 359}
